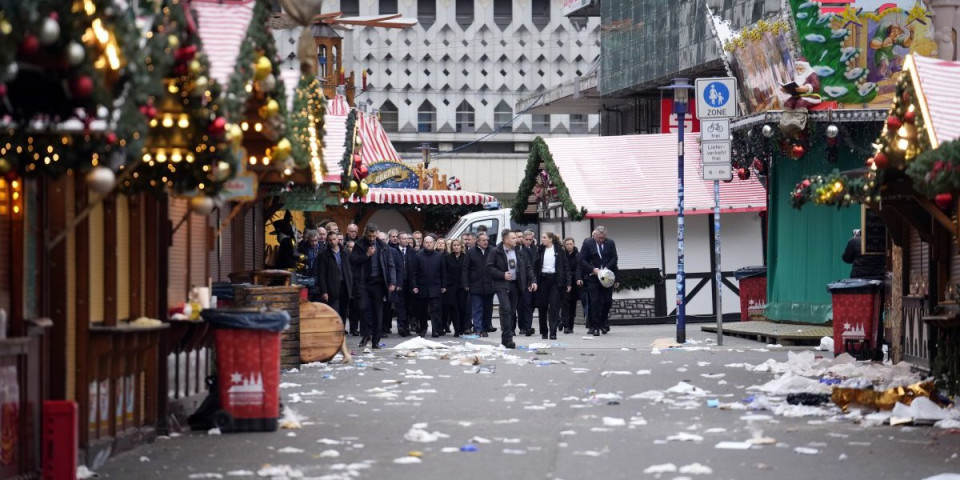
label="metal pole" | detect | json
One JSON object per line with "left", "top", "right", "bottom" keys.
{"left": 714, "top": 180, "right": 723, "bottom": 346}
{"left": 676, "top": 105, "right": 686, "bottom": 344}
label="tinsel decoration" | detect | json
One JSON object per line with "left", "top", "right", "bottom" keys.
{"left": 289, "top": 75, "right": 327, "bottom": 178}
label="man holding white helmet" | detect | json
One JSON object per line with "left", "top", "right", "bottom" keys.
{"left": 579, "top": 226, "right": 619, "bottom": 336}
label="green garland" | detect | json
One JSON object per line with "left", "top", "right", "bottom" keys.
{"left": 511, "top": 137, "right": 586, "bottom": 223}
{"left": 339, "top": 109, "right": 357, "bottom": 192}
{"left": 289, "top": 75, "right": 326, "bottom": 170}
{"left": 907, "top": 140, "right": 960, "bottom": 198}
{"left": 614, "top": 269, "right": 663, "bottom": 292}
{"left": 222, "top": 0, "right": 286, "bottom": 128}
{"left": 790, "top": 169, "right": 880, "bottom": 209}
{"left": 872, "top": 72, "right": 932, "bottom": 171}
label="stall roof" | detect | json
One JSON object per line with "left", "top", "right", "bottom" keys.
{"left": 908, "top": 54, "right": 960, "bottom": 148}
{"left": 357, "top": 110, "right": 402, "bottom": 164}
{"left": 194, "top": 0, "right": 256, "bottom": 87}
{"left": 347, "top": 188, "right": 496, "bottom": 206}
{"left": 538, "top": 133, "right": 767, "bottom": 218}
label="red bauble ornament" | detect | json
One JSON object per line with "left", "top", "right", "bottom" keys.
{"left": 0, "top": 84, "right": 7, "bottom": 97}
{"left": 902, "top": 91, "right": 911, "bottom": 103}
{"left": 105, "top": 132, "right": 117, "bottom": 145}
{"left": 904, "top": 111, "right": 917, "bottom": 123}
{"left": 353, "top": 154, "right": 362, "bottom": 167}
{"left": 737, "top": 167, "right": 751, "bottom": 181}
{"left": 207, "top": 117, "right": 227, "bottom": 136}
{"left": 174, "top": 45, "right": 198, "bottom": 64}
{"left": 935, "top": 192, "right": 953, "bottom": 209}
{"left": 69, "top": 75, "right": 94, "bottom": 99}
{"left": 355, "top": 165, "right": 369, "bottom": 179}
{"left": 19, "top": 35, "right": 40, "bottom": 59}
{"left": 886, "top": 115, "right": 902, "bottom": 131}
{"left": 802, "top": 179, "right": 811, "bottom": 188}
{"left": 789, "top": 144, "right": 805, "bottom": 159}
{"left": 873, "top": 152, "right": 889, "bottom": 169}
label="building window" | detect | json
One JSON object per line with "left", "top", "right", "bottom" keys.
{"left": 418, "top": 0, "right": 436, "bottom": 29}
{"left": 570, "top": 114, "right": 588, "bottom": 133}
{"left": 380, "top": 0, "right": 398, "bottom": 15}
{"left": 531, "top": 0, "right": 549, "bottom": 30}
{"left": 493, "top": 0, "right": 511, "bottom": 30}
{"left": 456, "top": 0, "right": 474, "bottom": 30}
{"left": 532, "top": 114, "right": 550, "bottom": 133}
{"left": 380, "top": 101, "right": 399, "bottom": 133}
{"left": 418, "top": 101, "right": 436, "bottom": 133}
{"left": 341, "top": 0, "right": 359, "bottom": 16}
{"left": 494, "top": 101, "right": 513, "bottom": 132}
{"left": 456, "top": 101, "right": 475, "bottom": 133}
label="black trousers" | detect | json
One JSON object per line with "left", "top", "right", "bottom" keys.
{"left": 496, "top": 282, "right": 521, "bottom": 344}
{"left": 536, "top": 275, "right": 563, "bottom": 336}
{"left": 517, "top": 288, "right": 534, "bottom": 333}
{"left": 415, "top": 296, "right": 442, "bottom": 335}
{"left": 325, "top": 280, "right": 351, "bottom": 326}
{"left": 562, "top": 286, "right": 580, "bottom": 331}
{"left": 360, "top": 280, "right": 387, "bottom": 344}
{"left": 586, "top": 280, "right": 613, "bottom": 331}
{"left": 346, "top": 288, "right": 363, "bottom": 335}
{"left": 444, "top": 289, "right": 469, "bottom": 334}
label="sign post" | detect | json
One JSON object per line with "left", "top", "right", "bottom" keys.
{"left": 696, "top": 77, "right": 737, "bottom": 345}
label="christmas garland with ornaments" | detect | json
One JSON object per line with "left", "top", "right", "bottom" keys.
{"left": 790, "top": 169, "right": 879, "bottom": 209}
{"left": 289, "top": 74, "right": 326, "bottom": 183}
{"left": 338, "top": 109, "right": 371, "bottom": 199}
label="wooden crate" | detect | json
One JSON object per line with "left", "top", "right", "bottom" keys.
{"left": 233, "top": 285, "right": 303, "bottom": 369}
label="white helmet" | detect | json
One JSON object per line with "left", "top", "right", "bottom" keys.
{"left": 598, "top": 268, "right": 616, "bottom": 288}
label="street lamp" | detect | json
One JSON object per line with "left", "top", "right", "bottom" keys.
{"left": 661, "top": 78, "right": 694, "bottom": 344}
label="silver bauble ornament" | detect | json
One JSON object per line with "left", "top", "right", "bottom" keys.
{"left": 259, "top": 74, "right": 276, "bottom": 92}
{"left": 66, "top": 42, "right": 85, "bottom": 66}
{"left": 826, "top": 124, "right": 839, "bottom": 139}
{"left": 39, "top": 17, "right": 60, "bottom": 46}
{"left": 2, "top": 63, "right": 18, "bottom": 82}
{"left": 86, "top": 166, "right": 115, "bottom": 194}
{"left": 189, "top": 195, "right": 216, "bottom": 216}
{"left": 761, "top": 124, "right": 774, "bottom": 138}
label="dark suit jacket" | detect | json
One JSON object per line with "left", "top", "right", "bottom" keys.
{"left": 387, "top": 244, "right": 405, "bottom": 301}
{"left": 579, "top": 238, "right": 619, "bottom": 283}
{"left": 351, "top": 237, "right": 396, "bottom": 287}
{"left": 316, "top": 247, "right": 352, "bottom": 302}
{"left": 486, "top": 244, "right": 535, "bottom": 291}
{"left": 411, "top": 249, "right": 446, "bottom": 298}
{"left": 535, "top": 243, "right": 572, "bottom": 292}
{"left": 463, "top": 246, "right": 494, "bottom": 295}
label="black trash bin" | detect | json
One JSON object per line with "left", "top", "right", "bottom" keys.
{"left": 827, "top": 279, "right": 882, "bottom": 358}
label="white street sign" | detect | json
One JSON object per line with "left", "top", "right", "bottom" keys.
{"left": 703, "top": 164, "right": 732, "bottom": 181}
{"left": 700, "top": 140, "right": 731, "bottom": 165}
{"left": 695, "top": 77, "right": 737, "bottom": 119}
{"left": 700, "top": 119, "right": 730, "bottom": 142}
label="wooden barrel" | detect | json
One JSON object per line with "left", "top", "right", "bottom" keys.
{"left": 299, "top": 301, "right": 345, "bottom": 363}
{"left": 233, "top": 284, "right": 303, "bottom": 370}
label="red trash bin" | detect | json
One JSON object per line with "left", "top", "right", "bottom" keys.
{"left": 202, "top": 308, "right": 290, "bottom": 432}
{"left": 828, "top": 279, "right": 882, "bottom": 358}
{"left": 735, "top": 266, "right": 767, "bottom": 321}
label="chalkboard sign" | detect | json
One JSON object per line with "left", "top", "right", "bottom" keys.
{"left": 861, "top": 205, "right": 886, "bottom": 256}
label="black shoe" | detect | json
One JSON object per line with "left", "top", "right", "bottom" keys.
{"left": 382, "top": 333, "right": 390, "bottom": 339}
{"left": 601, "top": 327, "right": 609, "bottom": 334}
{"left": 549, "top": 334, "right": 557, "bottom": 340}
{"left": 541, "top": 334, "right": 548, "bottom": 339}
{"left": 454, "top": 333, "right": 461, "bottom": 338}
{"left": 480, "top": 332, "right": 489, "bottom": 337}
{"left": 372, "top": 344, "right": 382, "bottom": 350}
{"left": 431, "top": 332, "right": 440, "bottom": 338}
{"left": 503, "top": 341, "right": 516, "bottom": 349}
{"left": 417, "top": 331, "right": 427, "bottom": 337}
{"left": 358, "top": 337, "right": 370, "bottom": 348}
{"left": 592, "top": 330, "right": 600, "bottom": 336}
{"left": 488, "top": 327, "right": 498, "bottom": 333}
{"left": 563, "top": 328, "right": 573, "bottom": 334}
{"left": 525, "top": 329, "right": 534, "bottom": 337}
{"left": 351, "top": 331, "right": 360, "bottom": 337}
{"left": 399, "top": 330, "right": 410, "bottom": 338}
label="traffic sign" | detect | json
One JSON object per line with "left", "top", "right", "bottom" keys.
{"left": 701, "top": 140, "right": 731, "bottom": 165}
{"left": 700, "top": 119, "right": 730, "bottom": 142}
{"left": 702, "top": 164, "right": 732, "bottom": 181}
{"left": 695, "top": 77, "right": 737, "bottom": 119}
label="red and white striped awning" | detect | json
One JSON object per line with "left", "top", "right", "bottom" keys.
{"left": 357, "top": 111, "right": 401, "bottom": 164}
{"left": 347, "top": 188, "right": 496, "bottom": 206}
{"left": 907, "top": 54, "right": 960, "bottom": 148}
{"left": 328, "top": 94, "right": 351, "bottom": 116}
{"left": 542, "top": 133, "right": 767, "bottom": 218}
{"left": 194, "top": 0, "right": 255, "bottom": 88}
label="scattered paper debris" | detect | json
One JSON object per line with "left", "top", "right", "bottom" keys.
{"left": 393, "top": 457, "right": 422, "bottom": 464}
{"left": 679, "top": 463, "right": 714, "bottom": 475}
{"left": 643, "top": 463, "right": 678, "bottom": 474}
{"left": 667, "top": 432, "right": 703, "bottom": 442}
{"left": 715, "top": 441, "right": 753, "bottom": 450}
{"left": 276, "top": 447, "right": 305, "bottom": 453}
{"left": 602, "top": 417, "right": 626, "bottom": 427}
{"left": 77, "top": 466, "right": 99, "bottom": 479}
{"left": 207, "top": 427, "right": 221, "bottom": 436}
{"left": 319, "top": 449, "right": 340, "bottom": 458}
{"left": 794, "top": 447, "right": 820, "bottom": 455}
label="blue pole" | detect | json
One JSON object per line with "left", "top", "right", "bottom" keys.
{"left": 714, "top": 179, "right": 723, "bottom": 346}
{"left": 676, "top": 102, "right": 686, "bottom": 344}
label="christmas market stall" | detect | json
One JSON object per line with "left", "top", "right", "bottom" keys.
{"left": 511, "top": 134, "right": 767, "bottom": 324}
{"left": 714, "top": 0, "right": 933, "bottom": 327}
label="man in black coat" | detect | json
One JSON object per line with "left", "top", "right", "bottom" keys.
{"left": 486, "top": 229, "right": 537, "bottom": 349}
{"left": 580, "top": 226, "right": 618, "bottom": 336}
{"left": 842, "top": 229, "right": 885, "bottom": 280}
{"left": 411, "top": 234, "right": 447, "bottom": 337}
{"left": 516, "top": 229, "right": 538, "bottom": 336}
{"left": 378, "top": 231, "right": 404, "bottom": 337}
{"left": 316, "top": 232, "right": 352, "bottom": 322}
{"left": 464, "top": 232, "right": 496, "bottom": 337}
{"left": 350, "top": 223, "right": 396, "bottom": 349}
{"left": 561, "top": 238, "right": 583, "bottom": 334}
{"left": 534, "top": 232, "right": 572, "bottom": 340}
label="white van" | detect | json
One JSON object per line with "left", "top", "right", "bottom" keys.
{"left": 445, "top": 205, "right": 537, "bottom": 245}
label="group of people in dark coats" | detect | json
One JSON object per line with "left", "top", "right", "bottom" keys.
{"left": 289, "top": 215, "right": 619, "bottom": 350}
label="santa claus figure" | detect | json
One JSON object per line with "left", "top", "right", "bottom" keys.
{"left": 782, "top": 59, "right": 822, "bottom": 110}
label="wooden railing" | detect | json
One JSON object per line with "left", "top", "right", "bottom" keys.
{"left": 0, "top": 319, "right": 50, "bottom": 480}
{"left": 81, "top": 325, "right": 167, "bottom": 463}
{"left": 162, "top": 319, "right": 214, "bottom": 431}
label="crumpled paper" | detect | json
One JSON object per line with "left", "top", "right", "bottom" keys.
{"left": 832, "top": 381, "right": 939, "bottom": 412}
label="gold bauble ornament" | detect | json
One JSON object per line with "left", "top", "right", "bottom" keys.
{"left": 347, "top": 180, "right": 358, "bottom": 194}
{"left": 254, "top": 56, "right": 272, "bottom": 81}
{"left": 264, "top": 99, "right": 279, "bottom": 118}
{"left": 189, "top": 59, "right": 202, "bottom": 75}
{"left": 273, "top": 138, "right": 292, "bottom": 161}
{"left": 189, "top": 195, "right": 216, "bottom": 216}
{"left": 358, "top": 181, "right": 370, "bottom": 197}
{"left": 226, "top": 123, "right": 243, "bottom": 146}
{"left": 192, "top": 76, "right": 208, "bottom": 95}
{"left": 168, "top": 35, "right": 179, "bottom": 48}
{"left": 0, "top": 158, "right": 11, "bottom": 173}
{"left": 215, "top": 161, "right": 232, "bottom": 181}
